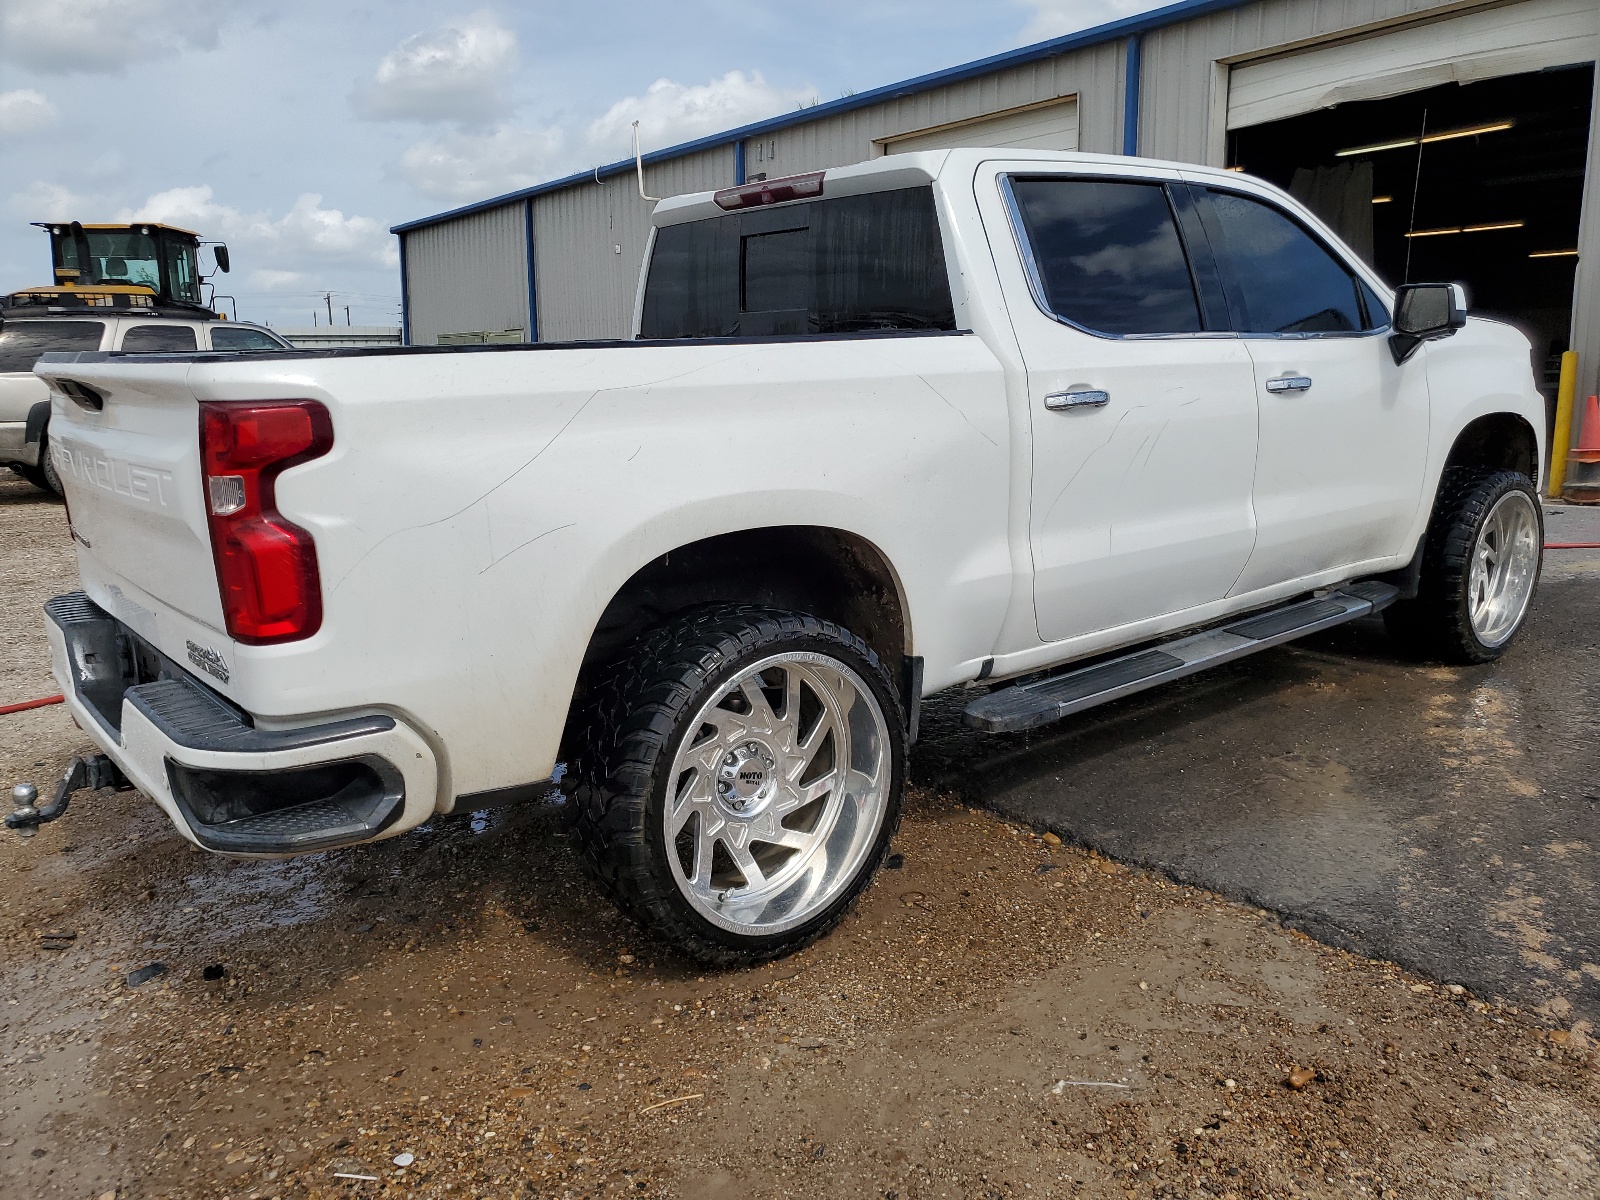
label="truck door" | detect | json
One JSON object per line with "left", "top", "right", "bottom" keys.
{"left": 1183, "top": 182, "right": 1430, "bottom": 593}
{"left": 996, "top": 171, "right": 1260, "bottom": 644}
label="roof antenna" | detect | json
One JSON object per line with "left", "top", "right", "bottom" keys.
{"left": 633, "top": 121, "right": 661, "bottom": 203}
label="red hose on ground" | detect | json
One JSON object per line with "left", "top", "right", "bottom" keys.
{"left": 1546, "top": 542, "right": 1600, "bottom": 549}
{"left": 0, "top": 694, "right": 64, "bottom": 716}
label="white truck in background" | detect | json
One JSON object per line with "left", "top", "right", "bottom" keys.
{"left": 17, "top": 149, "right": 1545, "bottom": 964}
{"left": 1, "top": 220, "right": 290, "bottom": 495}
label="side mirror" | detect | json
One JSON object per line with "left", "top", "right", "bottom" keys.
{"left": 1390, "top": 282, "right": 1467, "bottom": 364}
{"left": 214, "top": 245, "right": 231, "bottom": 274}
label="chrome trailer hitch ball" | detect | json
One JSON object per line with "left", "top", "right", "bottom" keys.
{"left": 7, "top": 755, "right": 130, "bottom": 838}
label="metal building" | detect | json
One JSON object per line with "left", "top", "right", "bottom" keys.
{"left": 392, "top": 0, "right": 1600, "bottom": 401}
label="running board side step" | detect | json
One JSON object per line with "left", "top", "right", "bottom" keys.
{"left": 963, "top": 581, "right": 1399, "bottom": 734}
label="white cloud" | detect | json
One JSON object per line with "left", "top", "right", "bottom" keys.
{"left": 352, "top": 11, "right": 518, "bottom": 125}
{"left": 394, "top": 69, "right": 815, "bottom": 204}
{"left": 116, "top": 186, "right": 398, "bottom": 272}
{"left": 587, "top": 71, "right": 813, "bottom": 158}
{"left": 0, "top": 0, "right": 224, "bottom": 75}
{"left": 8, "top": 180, "right": 82, "bottom": 221}
{"left": 249, "top": 269, "right": 304, "bottom": 290}
{"left": 399, "top": 125, "right": 566, "bottom": 201}
{"left": 0, "top": 89, "right": 57, "bottom": 140}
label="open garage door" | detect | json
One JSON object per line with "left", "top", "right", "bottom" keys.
{"left": 1229, "top": 63, "right": 1594, "bottom": 419}
{"left": 1228, "top": 0, "right": 1598, "bottom": 131}
{"left": 878, "top": 96, "right": 1078, "bottom": 155}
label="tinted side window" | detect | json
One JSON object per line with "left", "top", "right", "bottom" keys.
{"left": 639, "top": 186, "right": 955, "bottom": 339}
{"left": 120, "top": 324, "right": 198, "bottom": 352}
{"left": 211, "top": 326, "right": 287, "bottom": 351}
{"left": 1009, "top": 178, "right": 1202, "bottom": 336}
{"left": 1358, "top": 278, "right": 1391, "bottom": 330}
{"left": 1202, "top": 190, "right": 1364, "bottom": 334}
{"left": 0, "top": 321, "right": 105, "bottom": 372}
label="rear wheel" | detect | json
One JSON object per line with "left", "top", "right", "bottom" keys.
{"left": 574, "top": 606, "right": 904, "bottom": 964}
{"left": 1385, "top": 467, "right": 1542, "bottom": 663}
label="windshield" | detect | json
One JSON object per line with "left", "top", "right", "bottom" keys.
{"left": 54, "top": 230, "right": 201, "bottom": 303}
{"left": 0, "top": 321, "right": 106, "bottom": 372}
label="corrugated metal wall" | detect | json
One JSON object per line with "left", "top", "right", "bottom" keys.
{"left": 403, "top": 203, "right": 529, "bottom": 346}
{"left": 1139, "top": 0, "right": 1467, "bottom": 164}
{"left": 748, "top": 43, "right": 1124, "bottom": 179}
{"left": 531, "top": 145, "right": 736, "bottom": 342}
{"left": 1570, "top": 61, "right": 1600, "bottom": 408}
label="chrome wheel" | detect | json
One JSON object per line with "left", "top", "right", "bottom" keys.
{"left": 662, "top": 651, "right": 892, "bottom": 937}
{"left": 1468, "top": 489, "right": 1540, "bottom": 647}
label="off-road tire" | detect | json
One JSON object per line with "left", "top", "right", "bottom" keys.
{"left": 573, "top": 606, "right": 905, "bottom": 965}
{"left": 40, "top": 437, "right": 63, "bottom": 497}
{"left": 1384, "top": 467, "right": 1542, "bottom": 663}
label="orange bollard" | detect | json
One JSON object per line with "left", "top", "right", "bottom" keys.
{"left": 1572, "top": 395, "right": 1600, "bottom": 464}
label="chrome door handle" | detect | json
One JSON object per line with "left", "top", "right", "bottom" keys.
{"left": 1044, "top": 389, "right": 1110, "bottom": 411}
{"left": 1265, "top": 376, "right": 1313, "bottom": 393}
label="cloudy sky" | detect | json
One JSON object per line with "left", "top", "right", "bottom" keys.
{"left": 0, "top": 0, "right": 1164, "bottom": 328}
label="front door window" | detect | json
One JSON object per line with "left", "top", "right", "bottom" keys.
{"left": 1004, "top": 174, "right": 1259, "bottom": 645}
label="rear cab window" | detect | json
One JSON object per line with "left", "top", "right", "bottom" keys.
{"left": 119, "top": 324, "right": 198, "bottom": 352}
{"left": 0, "top": 321, "right": 107, "bottom": 372}
{"left": 640, "top": 186, "right": 956, "bottom": 339}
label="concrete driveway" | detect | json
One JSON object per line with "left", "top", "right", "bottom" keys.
{"left": 916, "top": 504, "right": 1600, "bottom": 1030}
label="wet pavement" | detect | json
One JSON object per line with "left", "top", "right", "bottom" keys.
{"left": 916, "top": 504, "right": 1600, "bottom": 1030}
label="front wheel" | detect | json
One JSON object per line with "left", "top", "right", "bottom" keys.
{"left": 1385, "top": 467, "right": 1542, "bottom": 663}
{"left": 575, "top": 607, "right": 905, "bottom": 964}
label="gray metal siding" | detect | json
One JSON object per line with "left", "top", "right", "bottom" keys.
{"left": 749, "top": 43, "right": 1125, "bottom": 180}
{"left": 403, "top": 203, "right": 530, "bottom": 346}
{"left": 1571, "top": 61, "right": 1600, "bottom": 406}
{"left": 532, "top": 145, "right": 735, "bottom": 342}
{"left": 1139, "top": 0, "right": 1477, "bottom": 163}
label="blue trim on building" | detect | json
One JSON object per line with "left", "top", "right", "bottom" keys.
{"left": 524, "top": 197, "right": 538, "bottom": 342}
{"left": 733, "top": 139, "right": 746, "bottom": 186}
{"left": 398, "top": 233, "right": 411, "bottom": 346}
{"left": 1122, "top": 34, "right": 1143, "bottom": 156}
{"left": 388, "top": 0, "right": 1255, "bottom": 235}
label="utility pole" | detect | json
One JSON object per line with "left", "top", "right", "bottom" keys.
{"left": 325, "top": 292, "right": 334, "bottom": 325}
{"left": 345, "top": 305, "right": 351, "bottom": 326}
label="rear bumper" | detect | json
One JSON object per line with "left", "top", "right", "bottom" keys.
{"left": 45, "top": 592, "right": 440, "bottom": 857}
{"left": 1, "top": 420, "right": 41, "bottom": 467}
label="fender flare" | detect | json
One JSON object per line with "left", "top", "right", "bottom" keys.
{"left": 24, "top": 400, "right": 50, "bottom": 447}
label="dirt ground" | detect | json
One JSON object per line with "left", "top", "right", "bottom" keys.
{"left": 2, "top": 469, "right": 1597, "bottom": 1200}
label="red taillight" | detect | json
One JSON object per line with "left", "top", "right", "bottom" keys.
{"left": 712, "top": 171, "right": 825, "bottom": 210}
{"left": 199, "top": 401, "right": 333, "bottom": 644}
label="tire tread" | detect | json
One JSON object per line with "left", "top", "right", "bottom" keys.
{"left": 573, "top": 605, "right": 904, "bottom": 965}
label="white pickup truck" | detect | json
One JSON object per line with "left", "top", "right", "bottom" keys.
{"left": 21, "top": 149, "right": 1545, "bottom": 964}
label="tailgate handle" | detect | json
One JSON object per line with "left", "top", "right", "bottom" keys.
{"left": 55, "top": 379, "right": 105, "bottom": 412}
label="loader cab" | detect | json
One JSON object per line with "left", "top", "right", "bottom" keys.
{"left": 15, "top": 222, "right": 226, "bottom": 316}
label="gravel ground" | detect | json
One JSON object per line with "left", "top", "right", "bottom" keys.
{"left": 1, "top": 468, "right": 1597, "bottom": 1199}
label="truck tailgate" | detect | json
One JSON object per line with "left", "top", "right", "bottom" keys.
{"left": 35, "top": 358, "right": 226, "bottom": 634}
